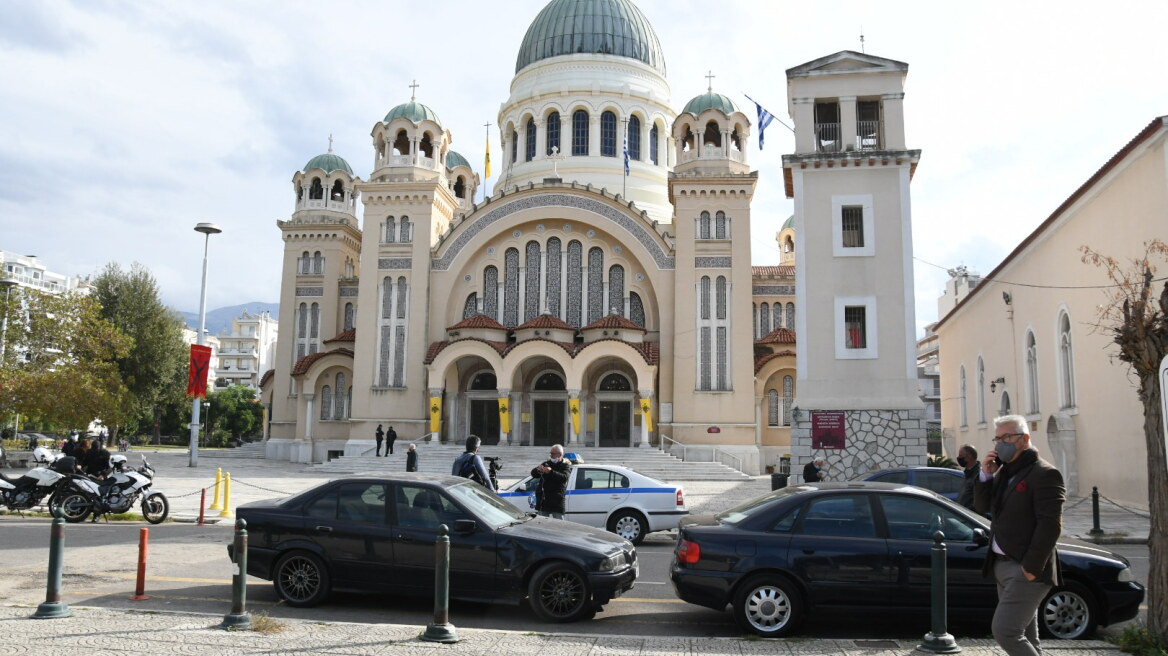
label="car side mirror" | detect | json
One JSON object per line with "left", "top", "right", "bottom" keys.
{"left": 452, "top": 519, "right": 477, "bottom": 534}
{"left": 972, "top": 528, "right": 989, "bottom": 547}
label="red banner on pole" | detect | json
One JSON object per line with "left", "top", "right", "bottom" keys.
{"left": 187, "top": 344, "right": 212, "bottom": 398}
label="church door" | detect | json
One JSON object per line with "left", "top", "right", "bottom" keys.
{"left": 598, "top": 401, "right": 631, "bottom": 447}
{"left": 469, "top": 399, "right": 500, "bottom": 445}
{"left": 532, "top": 401, "right": 566, "bottom": 446}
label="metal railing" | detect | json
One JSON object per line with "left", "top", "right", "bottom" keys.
{"left": 857, "top": 120, "right": 882, "bottom": 150}
{"left": 658, "top": 434, "right": 744, "bottom": 473}
{"left": 712, "top": 447, "right": 743, "bottom": 472}
{"left": 814, "top": 122, "right": 841, "bottom": 152}
{"left": 658, "top": 434, "right": 686, "bottom": 460}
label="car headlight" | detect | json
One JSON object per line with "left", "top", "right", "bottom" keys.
{"left": 598, "top": 553, "right": 623, "bottom": 572}
{"left": 1117, "top": 567, "right": 1134, "bottom": 583}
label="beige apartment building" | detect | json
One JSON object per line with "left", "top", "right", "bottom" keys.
{"left": 261, "top": 0, "right": 923, "bottom": 474}
{"left": 936, "top": 116, "right": 1168, "bottom": 507}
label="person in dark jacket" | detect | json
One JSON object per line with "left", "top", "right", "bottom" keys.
{"left": 974, "top": 415, "right": 1065, "bottom": 656}
{"left": 375, "top": 424, "right": 385, "bottom": 456}
{"left": 802, "top": 456, "right": 826, "bottom": 483}
{"left": 385, "top": 426, "right": 397, "bottom": 455}
{"left": 73, "top": 439, "right": 91, "bottom": 471}
{"left": 956, "top": 443, "right": 981, "bottom": 511}
{"left": 81, "top": 442, "right": 111, "bottom": 479}
{"left": 406, "top": 443, "right": 418, "bottom": 472}
{"left": 452, "top": 435, "right": 495, "bottom": 490}
{"left": 531, "top": 444, "right": 571, "bottom": 519}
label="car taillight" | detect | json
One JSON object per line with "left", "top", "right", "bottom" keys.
{"left": 676, "top": 489, "right": 684, "bottom": 507}
{"left": 676, "top": 538, "right": 701, "bottom": 564}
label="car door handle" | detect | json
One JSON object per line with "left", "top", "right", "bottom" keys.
{"left": 314, "top": 526, "right": 333, "bottom": 533}
{"left": 397, "top": 533, "right": 415, "bottom": 542}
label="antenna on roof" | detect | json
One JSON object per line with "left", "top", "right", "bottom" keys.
{"left": 860, "top": 27, "right": 866, "bottom": 53}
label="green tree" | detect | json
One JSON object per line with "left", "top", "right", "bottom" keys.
{"left": 1082, "top": 240, "right": 1168, "bottom": 642}
{"left": 0, "top": 288, "right": 133, "bottom": 429}
{"left": 90, "top": 263, "right": 188, "bottom": 441}
{"left": 207, "top": 385, "right": 263, "bottom": 442}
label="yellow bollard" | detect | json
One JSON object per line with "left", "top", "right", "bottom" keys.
{"left": 218, "top": 472, "right": 234, "bottom": 518}
{"left": 209, "top": 468, "right": 224, "bottom": 511}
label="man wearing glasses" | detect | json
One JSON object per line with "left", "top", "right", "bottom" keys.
{"left": 974, "top": 414, "right": 1066, "bottom": 656}
{"left": 531, "top": 444, "right": 572, "bottom": 519}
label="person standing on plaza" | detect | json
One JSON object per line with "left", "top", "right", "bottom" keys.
{"left": 385, "top": 425, "right": 397, "bottom": 456}
{"left": 375, "top": 424, "right": 384, "bottom": 457}
{"left": 802, "top": 456, "right": 826, "bottom": 483}
{"left": 956, "top": 443, "right": 981, "bottom": 511}
{"left": 974, "top": 414, "right": 1065, "bottom": 656}
{"left": 452, "top": 435, "right": 495, "bottom": 491}
{"left": 530, "top": 444, "right": 571, "bottom": 519}
{"left": 406, "top": 443, "right": 418, "bottom": 472}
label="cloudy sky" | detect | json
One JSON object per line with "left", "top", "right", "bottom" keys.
{"left": 2, "top": 1, "right": 1164, "bottom": 335}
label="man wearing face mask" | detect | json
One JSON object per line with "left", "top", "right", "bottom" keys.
{"left": 973, "top": 415, "right": 1065, "bottom": 656}
{"left": 955, "top": 443, "right": 980, "bottom": 510}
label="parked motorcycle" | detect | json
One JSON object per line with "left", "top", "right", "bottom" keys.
{"left": 0, "top": 453, "right": 73, "bottom": 514}
{"left": 55, "top": 455, "right": 169, "bottom": 524}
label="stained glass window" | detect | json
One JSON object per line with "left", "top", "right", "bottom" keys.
{"left": 786, "top": 303, "right": 794, "bottom": 331}
{"left": 320, "top": 386, "right": 332, "bottom": 420}
{"left": 399, "top": 217, "right": 411, "bottom": 243}
{"left": 344, "top": 303, "right": 355, "bottom": 331}
{"left": 587, "top": 247, "right": 604, "bottom": 323}
{"left": 396, "top": 277, "right": 408, "bottom": 319}
{"left": 715, "top": 276, "right": 727, "bottom": 320}
{"left": 783, "top": 376, "right": 794, "bottom": 425}
{"left": 525, "top": 241, "right": 541, "bottom": 321}
{"left": 608, "top": 265, "right": 625, "bottom": 315}
{"left": 310, "top": 303, "right": 319, "bottom": 338}
{"left": 700, "top": 327, "right": 711, "bottom": 390}
{"left": 715, "top": 211, "right": 727, "bottom": 239}
{"left": 381, "top": 278, "right": 393, "bottom": 319}
{"left": 600, "top": 373, "right": 632, "bottom": 391}
{"left": 385, "top": 218, "right": 395, "bottom": 243}
{"left": 547, "top": 112, "right": 561, "bottom": 155}
{"left": 700, "top": 277, "right": 711, "bottom": 320}
{"left": 752, "top": 303, "right": 758, "bottom": 338}
{"left": 760, "top": 302, "right": 770, "bottom": 334}
{"left": 601, "top": 111, "right": 617, "bottom": 157}
{"left": 483, "top": 266, "right": 498, "bottom": 319}
{"left": 699, "top": 212, "right": 711, "bottom": 240}
{"left": 463, "top": 293, "right": 477, "bottom": 319}
{"left": 628, "top": 116, "right": 641, "bottom": 160}
{"left": 545, "top": 238, "right": 561, "bottom": 317}
{"left": 630, "top": 292, "right": 645, "bottom": 327}
{"left": 511, "top": 129, "right": 518, "bottom": 163}
{"left": 716, "top": 326, "right": 728, "bottom": 390}
{"left": 567, "top": 241, "right": 583, "bottom": 327}
{"left": 334, "top": 373, "right": 346, "bottom": 419}
{"left": 378, "top": 325, "right": 391, "bottom": 387}
{"left": 767, "top": 389, "right": 779, "bottom": 426}
{"left": 573, "top": 110, "right": 589, "bottom": 156}
{"left": 504, "top": 248, "right": 519, "bottom": 327}
{"left": 298, "top": 303, "right": 307, "bottom": 338}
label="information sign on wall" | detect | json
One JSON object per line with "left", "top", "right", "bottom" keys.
{"left": 811, "top": 411, "right": 847, "bottom": 449}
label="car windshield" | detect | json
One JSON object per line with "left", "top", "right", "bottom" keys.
{"left": 716, "top": 486, "right": 807, "bottom": 525}
{"left": 446, "top": 481, "right": 527, "bottom": 528}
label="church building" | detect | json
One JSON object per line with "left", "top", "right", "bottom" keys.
{"left": 260, "top": 0, "right": 925, "bottom": 476}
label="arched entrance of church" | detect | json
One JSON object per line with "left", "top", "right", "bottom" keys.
{"left": 530, "top": 371, "right": 568, "bottom": 446}
{"left": 466, "top": 369, "right": 500, "bottom": 445}
{"left": 594, "top": 371, "right": 636, "bottom": 447}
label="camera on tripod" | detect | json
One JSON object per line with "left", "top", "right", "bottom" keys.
{"left": 482, "top": 456, "right": 503, "bottom": 489}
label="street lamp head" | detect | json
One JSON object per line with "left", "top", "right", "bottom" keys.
{"left": 194, "top": 222, "right": 223, "bottom": 236}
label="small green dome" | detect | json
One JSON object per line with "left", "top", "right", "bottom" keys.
{"left": 303, "top": 152, "right": 353, "bottom": 175}
{"left": 383, "top": 101, "right": 442, "bottom": 126}
{"left": 682, "top": 91, "right": 738, "bottom": 116}
{"left": 445, "top": 151, "right": 471, "bottom": 170}
{"left": 781, "top": 214, "right": 795, "bottom": 231}
{"left": 516, "top": 0, "right": 666, "bottom": 75}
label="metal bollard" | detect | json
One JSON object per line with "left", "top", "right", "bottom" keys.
{"left": 209, "top": 468, "right": 224, "bottom": 511}
{"left": 218, "top": 472, "right": 234, "bottom": 518}
{"left": 917, "top": 531, "right": 961, "bottom": 653}
{"left": 220, "top": 518, "right": 251, "bottom": 630}
{"left": 421, "top": 524, "right": 458, "bottom": 643}
{"left": 198, "top": 488, "right": 207, "bottom": 526}
{"left": 1089, "top": 486, "right": 1104, "bottom": 536}
{"left": 32, "top": 507, "right": 73, "bottom": 619}
{"left": 130, "top": 527, "right": 150, "bottom": 600}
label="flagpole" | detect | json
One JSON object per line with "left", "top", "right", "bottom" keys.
{"left": 483, "top": 122, "right": 491, "bottom": 203}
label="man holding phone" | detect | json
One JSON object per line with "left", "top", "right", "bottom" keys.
{"left": 974, "top": 414, "right": 1065, "bottom": 656}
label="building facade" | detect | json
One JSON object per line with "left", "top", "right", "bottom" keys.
{"left": 261, "top": 0, "right": 922, "bottom": 474}
{"left": 213, "top": 310, "right": 278, "bottom": 389}
{"left": 936, "top": 116, "right": 1167, "bottom": 507}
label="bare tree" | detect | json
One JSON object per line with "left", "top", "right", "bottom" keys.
{"left": 1081, "top": 239, "right": 1167, "bottom": 640}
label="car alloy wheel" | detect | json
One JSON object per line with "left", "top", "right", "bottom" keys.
{"left": 608, "top": 510, "right": 647, "bottom": 545}
{"left": 528, "top": 562, "right": 591, "bottom": 622}
{"left": 274, "top": 552, "right": 330, "bottom": 608}
{"left": 1041, "top": 581, "right": 1095, "bottom": 639}
{"left": 733, "top": 574, "right": 803, "bottom": 637}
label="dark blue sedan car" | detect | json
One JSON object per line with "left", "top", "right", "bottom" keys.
{"left": 670, "top": 482, "right": 1144, "bottom": 639}
{"left": 854, "top": 466, "right": 966, "bottom": 500}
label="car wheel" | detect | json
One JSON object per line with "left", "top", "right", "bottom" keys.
{"left": 274, "top": 551, "right": 330, "bottom": 608}
{"left": 1040, "top": 580, "right": 1096, "bottom": 639}
{"left": 528, "top": 562, "right": 592, "bottom": 623}
{"left": 141, "top": 494, "right": 169, "bottom": 524}
{"left": 55, "top": 492, "right": 91, "bottom": 523}
{"left": 733, "top": 573, "right": 804, "bottom": 637}
{"left": 607, "top": 509, "right": 647, "bottom": 545}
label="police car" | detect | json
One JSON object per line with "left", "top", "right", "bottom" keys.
{"left": 500, "top": 462, "right": 687, "bottom": 544}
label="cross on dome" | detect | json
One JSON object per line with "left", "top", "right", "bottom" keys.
{"left": 327, "top": 134, "right": 333, "bottom": 153}
{"left": 705, "top": 70, "right": 715, "bottom": 92}
{"left": 409, "top": 79, "right": 420, "bottom": 101}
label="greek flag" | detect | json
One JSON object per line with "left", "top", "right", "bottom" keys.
{"left": 746, "top": 94, "right": 776, "bottom": 150}
{"left": 622, "top": 132, "right": 630, "bottom": 176}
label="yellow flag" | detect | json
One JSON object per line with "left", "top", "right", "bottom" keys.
{"left": 429, "top": 397, "right": 442, "bottom": 433}
{"left": 640, "top": 398, "right": 653, "bottom": 432}
{"left": 569, "top": 397, "right": 581, "bottom": 435}
{"left": 498, "top": 396, "right": 510, "bottom": 434}
{"left": 484, "top": 132, "right": 492, "bottom": 179}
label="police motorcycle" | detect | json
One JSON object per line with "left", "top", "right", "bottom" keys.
{"left": 55, "top": 455, "right": 169, "bottom": 524}
{"left": 0, "top": 448, "right": 73, "bottom": 514}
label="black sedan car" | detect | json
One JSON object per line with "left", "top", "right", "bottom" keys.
{"left": 670, "top": 482, "right": 1143, "bottom": 639}
{"left": 230, "top": 473, "right": 637, "bottom": 622}
{"left": 853, "top": 466, "right": 966, "bottom": 501}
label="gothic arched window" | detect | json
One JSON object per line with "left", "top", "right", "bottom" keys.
{"left": 601, "top": 111, "right": 617, "bottom": 157}
{"left": 977, "top": 357, "right": 986, "bottom": 424}
{"left": 587, "top": 247, "right": 604, "bottom": 323}
{"left": 572, "top": 110, "right": 589, "bottom": 156}
{"left": 1059, "top": 312, "right": 1076, "bottom": 408}
{"left": 504, "top": 248, "right": 520, "bottom": 327}
{"left": 630, "top": 292, "right": 645, "bottom": 327}
{"left": 566, "top": 240, "right": 583, "bottom": 326}
{"left": 959, "top": 365, "right": 968, "bottom": 427}
{"left": 545, "top": 237, "right": 561, "bottom": 317}
{"left": 525, "top": 241, "right": 541, "bottom": 322}
{"left": 1026, "top": 331, "right": 1039, "bottom": 414}
{"left": 547, "top": 111, "right": 561, "bottom": 155}
{"left": 320, "top": 385, "right": 332, "bottom": 420}
{"left": 483, "top": 266, "right": 499, "bottom": 319}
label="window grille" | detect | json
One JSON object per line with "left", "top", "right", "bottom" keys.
{"left": 547, "top": 112, "right": 561, "bottom": 155}
{"left": 628, "top": 116, "right": 641, "bottom": 160}
{"left": 844, "top": 306, "right": 866, "bottom": 349}
{"left": 572, "top": 110, "right": 589, "bottom": 156}
{"left": 842, "top": 206, "right": 864, "bottom": 247}
{"left": 601, "top": 111, "right": 617, "bottom": 157}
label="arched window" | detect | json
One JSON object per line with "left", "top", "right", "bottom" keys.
{"left": 309, "top": 303, "right": 320, "bottom": 341}
{"left": 649, "top": 124, "right": 659, "bottom": 164}
{"left": 313, "top": 251, "right": 323, "bottom": 274}
{"left": 700, "top": 276, "right": 711, "bottom": 320}
{"left": 628, "top": 116, "right": 641, "bottom": 160}
{"left": 297, "top": 303, "right": 307, "bottom": 338}
{"left": 572, "top": 110, "right": 589, "bottom": 156}
{"left": 600, "top": 373, "right": 632, "bottom": 391}
{"left": 759, "top": 302, "right": 771, "bottom": 334}
{"left": 630, "top": 292, "right": 645, "bottom": 327}
{"left": 977, "top": 357, "right": 986, "bottom": 424}
{"left": 385, "top": 217, "right": 396, "bottom": 243}
{"left": 419, "top": 133, "right": 434, "bottom": 159}
{"left": 1026, "top": 331, "right": 1039, "bottom": 414}
{"left": 470, "top": 371, "right": 497, "bottom": 390}
{"left": 782, "top": 375, "right": 794, "bottom": 425}
{"left": 525, "top": 118, "right": 537, "bottom": 162}
{"left": 1059, "top": 312, "right": 1076, "bottom": 408}
{"left": 682, "top": 125, "right": 695, "bottom": 152}
{"left": 715, "top": 211, "right": 727, "bottom": 239}
{"left": 699, "top": 211, "right": 711, "bottom": 239}
{"left": 334, "top": 372, "right": 346, "bottom": 419}
{"left": 463, "top": 293, "right": 477, "bottom": 319}
{"left": 525, "top": 241, "right": 541, "bottom": 322}
{"left": 392, "top": 130, "right": 409, "bottom": 156}
{"left": 566, "top": 241, "right": 583, "bottom": 327}
{"left": 344, "top": 303, "right": 355, "bottom": 331}
{"left": 483, "top": 266, "right": 499, "bottom": 319}
{"left": 547, "top": 112, "right": 561, "bottom": 155}
{"left": 300, "top": 251, "right": 310, "bottom": 274}
{"left": 752, "top": 303, "right": 758, "bottom": 338}
{"left": 399, "top": 216, "right": 411, "bottom": 243}
{"left": 453, "top": 176, "right": 466, "bottom": 199}
{"left": 511, "top": 128, "right": 518, "bottom": 163}
{"left": 608, "top": 264, "right": 625, "bottom": 315}
{"left": 534, "top": 372, "right": 566, "bottom": 391}
{"left": 715, "top": 276, "right": 727, "bottom": 320}
{"left": 601, "top": 111, "right": 617, "bottom": 157}
{"left": 785, "top": 303, "right": 794, "bottom": 331}
{"left": 1000, "top": 391, "right": 1012, "bottom": 416}
{"left": 309, "top": 178, "right": 323, "bottom": 199}
{"left": 959, "top": 365, "right": 968, "bottom": 427}
{"left": 396, "top": 277, "right": 408, "bottom": 319}
{"left": 703, "top": 121, "right": 721, "bottom": 147}
{"left": 320, "top": 385, "right": 332, "bottom": 420}
{"left": 767, "top": 389, "right": 780, "bottom": 427}
{"left": 330, "top": 180, "right": 344, "bottom": 201}
{"left": 587, "top": 247, "right": 604, "bottom": 323}
{"left": 504, "top": 248, "right": 520, "bottom": 327}
{"left": 545, "top": 237, "right": 561, "bottom": 317}
{"left": 731, "top": 127, "right": 742, "bottom": 151}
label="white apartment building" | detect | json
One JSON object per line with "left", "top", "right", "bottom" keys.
{"left": 0, "top": 250, "right": 88, "bottom": 295}
{"left": 214, "top": 310, "right": 278, "bottom": 389}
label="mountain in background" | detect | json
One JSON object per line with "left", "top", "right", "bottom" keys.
{"left": 178, "top": 302, "right": 279, "bottom": 337}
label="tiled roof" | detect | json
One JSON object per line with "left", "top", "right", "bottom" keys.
{"left": 259, "top": 369, "right": 275, "bottom": 388}
{"left": 577, "top": 338, "right": 659, "bottom": 365}
{"left": 757, "top": 328, "right": 796, "bottom": 345}
{"left": 501, "top": 337, "right": 576, "bottom": 358}
{"left": 582, "top": 314, "right": 647, "bottom": 332}
{"left": 291, "top": 348, "right": 354, "bottom": 376}
{"left": 754, "top": 349, "right": 796, "bottom": 374}
{"left": 447, "top": 314, "right": 507, "bottom": 331}
{"left": 423, "top": 338, "right": 511, "bottom": 364}
{"left": 516, "top": 314, "right": 575, "bottom": 331}
{"left": 752, "top": 265, "right": 795, "bottom": 277}
{"left": 324, "top": 328, "right": 356, "bottom": 343}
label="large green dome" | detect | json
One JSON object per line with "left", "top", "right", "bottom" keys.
{"left": 682, "top": 91, "right": 738, "bottom": 116}
{"left": 303, "top": 152, "right": 353, "bottom": 175}
{"left": 516, "top": 0, "right": 665, "bottom": 75}
{"left": 383, "top": 101, "right": 442, "bottom": 126}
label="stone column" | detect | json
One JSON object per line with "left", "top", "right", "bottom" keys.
{"left": 792, "top": 98, "right": 815, "bottom": 153}
{"left": 498, "top": 388, "right": 512, "bottom": 445}
{"left": 637, "top": 390, "right": 653, "bottom": 448}
{"left": 429, "top": 387, "right": 444, "bottom": 442}
{"left": 588, "top": 116, "right": 600, "bottom": 156}
{"left": 303, "top": 392, "right": 315, "bottom": 442}
{"left": 535, "top": 119, "right": 546, "bottom": 161}
{"left": 567, "top": 389, "right": 581, "bottom": 445}
{"left": 839, "top": 96, "right": 857, "bottom": 151}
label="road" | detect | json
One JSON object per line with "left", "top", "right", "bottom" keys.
{"left": 0, "top": 516, "right": 1148, "bottom": 640}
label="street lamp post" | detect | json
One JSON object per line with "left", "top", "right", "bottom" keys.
{"left": 203, "top": 401, "right": 212, "bottom": 447}
{"left": 190, "top": 222, "right": 222, "bottom": 467}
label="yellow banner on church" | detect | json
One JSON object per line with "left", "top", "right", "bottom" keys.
{"left": 498, "top": 397, "right": 511, "bottom": 434}
{"left": 429, "top": 397, "right": 442, "bottom": 433}
{"left": 640, "top": 398, "right": 653, "bottom": 432}
{"left": 569, "top": 398, "right": 581, "bottom": 435}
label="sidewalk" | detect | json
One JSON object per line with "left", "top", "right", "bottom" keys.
{"left": 0, "top": 606, "right": 1126, "bottom": 655}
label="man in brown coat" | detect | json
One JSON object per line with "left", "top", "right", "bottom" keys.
{"left": 974, "top": 414, "right": 1065, "bottom": 656}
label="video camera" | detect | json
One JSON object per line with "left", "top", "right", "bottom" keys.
{"left": 481, "top": 456, "right": 502, "bottom": 489}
